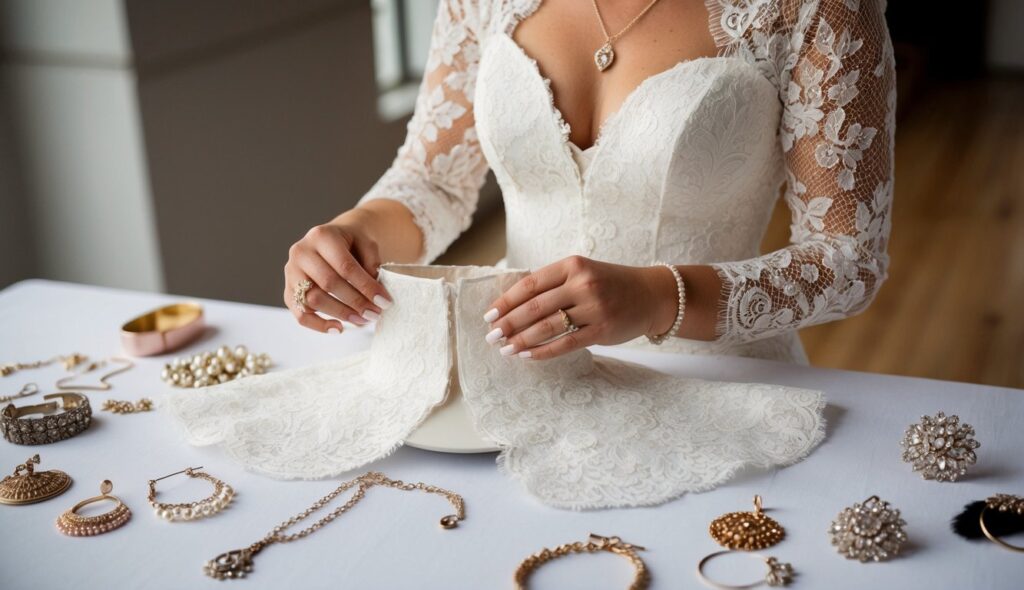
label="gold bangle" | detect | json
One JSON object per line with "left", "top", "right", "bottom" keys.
{"left": 696, "top": 551, "right": 794, "bottom": 589}
{"left": 514, "top": 533, "right": 649, "bottom": 590}
{"left": 979, "top": 494, "right": 1024, "bottom": 553}
{"left": 121, "top": 302, "right": 205, "bottom": 356}
{"left": 56, "top": 480, "right": 132, "bottom": 536}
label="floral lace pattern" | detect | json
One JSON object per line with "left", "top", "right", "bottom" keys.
{"left": 163, "top": 265, "right": 826, "bottom": 509}
{"left": 160, "top": 270, "right": 453, "bottom": 479}
{"left": 455, "top": 270, "right": 826, "bottom": 509}
{"left": 357, "top": 0, "right": 895, "bottom": 363}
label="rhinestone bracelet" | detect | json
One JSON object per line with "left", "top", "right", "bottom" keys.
{"left": 1, "top": 393, "right": 92, "bottom": 445}
{"left": 647, "top": 262, "right": 685, "bottom": 345}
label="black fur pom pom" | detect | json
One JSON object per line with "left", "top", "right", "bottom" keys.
{"left": 952, "top": 501, "right": 1024, "bottom": 540}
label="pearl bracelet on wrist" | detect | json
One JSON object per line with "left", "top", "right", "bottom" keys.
{"left": 646, "top": 262, "right": 685, "bottom": 345}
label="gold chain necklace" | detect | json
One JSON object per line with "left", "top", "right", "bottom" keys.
{"left": 0, "top": 353, "right": 88, "bottom": 377}
{"left": 204, "top": 471, "right": 465, "bottom": 580}
{"left": 591, "top": 0, "right": 665, "bottom": 72}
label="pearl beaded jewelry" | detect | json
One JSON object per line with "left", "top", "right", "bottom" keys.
{"left": 646, "top": 262, "right": 686, "bottom": 345}
{"left": 160, "top": 345, "right": 271, "bottom": 388}
{"left": 148, "top": 467, "right": 234, "bottom": 522}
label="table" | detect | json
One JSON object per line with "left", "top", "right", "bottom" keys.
{"left": 1, "top": 279, "right": 1022, "bottom": 590}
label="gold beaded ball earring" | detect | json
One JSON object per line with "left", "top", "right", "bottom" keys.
{"left": 148, "top": 466, "right": 234, "bottom": 522}
{"left": 56, "top": 480, "right": 131, "bottom": 536}
{"left": 709, "top": 495, "right": 786, "bottom": 550}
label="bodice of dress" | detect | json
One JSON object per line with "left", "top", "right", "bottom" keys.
{"left": 475, "top": 32, "right": 804, "bottom": 361}
{"left": 357, "top": 0, "right": 896, "bottom": 365}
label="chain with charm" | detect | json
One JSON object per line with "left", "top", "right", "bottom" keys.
{"left": 590, "top": 0, "right": 665, "bottom": 71}
{"left": 203, "top": 472, "right": 465, "bottom": 580}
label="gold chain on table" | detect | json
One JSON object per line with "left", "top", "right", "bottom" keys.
{"left": 514, "top": 534, "right": 650, "bottom": 590}
{"left": 0, "top": 353, "right": 88, "bottom": 377}
{"left": 204, "top": 471, "right": 465, "bottom": 580}
{"left": 269, "top": 472, "right": 463, "bottom": 543}
{"left": 591, "top": 0, "right": 664, "bottom": 43}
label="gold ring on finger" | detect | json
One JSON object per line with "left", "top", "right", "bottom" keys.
{"left": 559, "top": 308, "right": 579, "bottom": 333}
{"left": 293, "top": 279, "right": 313, "bottom": 312}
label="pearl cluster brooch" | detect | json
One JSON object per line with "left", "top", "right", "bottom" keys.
{"left": 161, "top": 345, "right": 271, "bottom": 388}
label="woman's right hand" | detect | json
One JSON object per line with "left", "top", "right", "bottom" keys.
{"left": 283, "top": 211, "right": 393, "bottom": 333}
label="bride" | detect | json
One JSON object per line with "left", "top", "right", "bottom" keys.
{"left": 283, "top": 0, "right": 895, "bottom": 365}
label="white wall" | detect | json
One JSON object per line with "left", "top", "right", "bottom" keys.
{"left": 0, "top": 0, "right": 164, "bottom": 291}
{"left": 988, "top": 0, "right": 1024, "bottom": 70}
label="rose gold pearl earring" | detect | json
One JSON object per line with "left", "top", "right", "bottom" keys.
{"left": 56, "top": 480, "right": 132, "bottom": 536}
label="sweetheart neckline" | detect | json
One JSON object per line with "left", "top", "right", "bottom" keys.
{"left": 496, "top": 32, "right": 731, "bottom": 155}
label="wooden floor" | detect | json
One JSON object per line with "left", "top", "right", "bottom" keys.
{"left": 439, "top": 76, "right": 1024, "bottom": 390}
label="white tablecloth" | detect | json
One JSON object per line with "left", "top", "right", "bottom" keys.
{"left": 1, "top": 279, "right": 1022, "bottom": 590}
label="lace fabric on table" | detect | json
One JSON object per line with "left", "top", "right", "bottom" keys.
{"left": 163, "top": 265, "right": 826, "bottom": 509}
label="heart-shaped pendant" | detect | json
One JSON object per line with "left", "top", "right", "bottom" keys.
{"left": 594, "top": 42, "right": 614, "bottom": 72}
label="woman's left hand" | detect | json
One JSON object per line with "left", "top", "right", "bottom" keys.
{"left": 482, "top": 256, "right": 679, "bottom": 360}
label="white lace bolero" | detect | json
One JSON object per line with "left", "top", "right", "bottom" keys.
{"left": 356, "top": 0, "right": 896, "bottom": 362}
{"left": 164, "top": 265, "right": 826, "bottom": 509}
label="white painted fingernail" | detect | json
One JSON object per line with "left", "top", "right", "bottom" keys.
{"left": 327, "top": 327, "right": 341, "bottom": 334}
{"left": 499, "top": 343, "right": 516, "bottom": 356}
{"left": 362, "top": 310, "right": 380, "bottom": 322}
{"left": 485, "top": 327, "right": 503, "bottom": 344}
{"left": 483, "top": 308, "right": 500, "bottom": 322}
{"left": 518, "top": 351, "right": 532, "bottom": 359}
{"left": 373, "top": 295, "right": 393, "bottom": 309}
{"left": 348, "top": 314, "right": 368, "bottom": 326}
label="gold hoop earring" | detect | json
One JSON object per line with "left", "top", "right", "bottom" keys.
{"left": 56, "top": 480, "right": 131, "bottom": 536}
{"left": 709, "top": 495, "right": 785, "bottom": 550}
{"left": 148, "top": 466, "right": 234, "bottom": 522}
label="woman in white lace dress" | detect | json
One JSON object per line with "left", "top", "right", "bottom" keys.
{"left": 283, "top": 0, "right": 895, "bottom": 365}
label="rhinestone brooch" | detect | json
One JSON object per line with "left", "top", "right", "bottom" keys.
{"left": 900, "top": 411, "right": 979, "bottom": 482}
{"left": 829, "top": 495, "right": 908, "bottom": 562}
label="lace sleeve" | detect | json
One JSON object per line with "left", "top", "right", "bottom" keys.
{"left": 357, "top": 0, "right": 491, "bottom": 264}
{"left": 709, "top": 0, "right": 895, "bottom": 343}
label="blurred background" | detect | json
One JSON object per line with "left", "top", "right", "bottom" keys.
{"left": 0, "top": 0, "right": 1021, "bottom": 388}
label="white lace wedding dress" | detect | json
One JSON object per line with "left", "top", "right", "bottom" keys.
{"left": 358, "top": 0, "right": 896, "bottom": 364}
{"left": 163, "top": 0, "right": 894, "bottom": 510}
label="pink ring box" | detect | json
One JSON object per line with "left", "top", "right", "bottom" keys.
{"left": 121, "top": 302, "right": 205, "bottom": 356}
